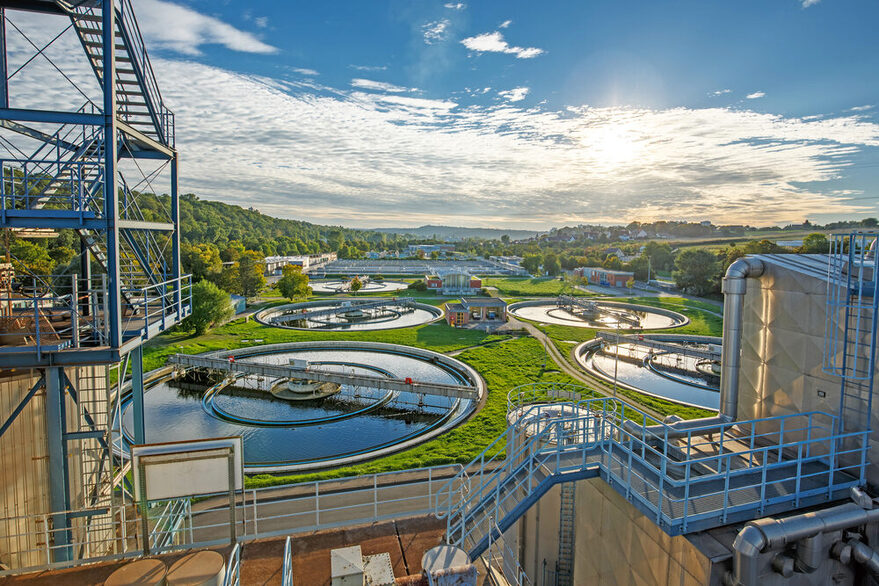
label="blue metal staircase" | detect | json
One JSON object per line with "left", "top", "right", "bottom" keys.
{"left": 0, "top": 0, "right": 190, "bottom": 364}
{"left": 435, "top": 390, "right": 869, "bottom": 560}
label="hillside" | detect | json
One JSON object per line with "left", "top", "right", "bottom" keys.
{"left": 372, "top": 224, "right": 539, "bottom": 241}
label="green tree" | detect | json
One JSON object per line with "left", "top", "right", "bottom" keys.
{"left": 521, "top": 254, "right": 541, "bottom": 275}
{"left": 184, "top": 280, "right": 234, "bottom": 336}
{"left": 277, "top": 264, "right": 311, "bottom": 301}
{"left": 182, "top": 242, "right": 222, "bottom": 281}
{"left": 350, "top": 276, "right": 363, "bottom": 293}
{"left": 9, "top": 239, "right": 54, "bottom": 276}
{"left": 430, "top": 250, "right": 439, "bottom": 260}
{"left": 643, "top": 241, "right": 674, "bottom": 271}
{"left": 237, "top": 251, "right": 266, "bottom": 297}
{"left": 543, "top": 253, "right": 562, "bottom": 276}
{"left": 799, "top": 233, "right": 829, "bottom": 254}
{"left": 673, "top": 249, "right": 721, "bottom": 296}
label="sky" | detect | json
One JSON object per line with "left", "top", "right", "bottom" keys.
{"left": 4, "top": 0, "right": 879, "bottom": 229}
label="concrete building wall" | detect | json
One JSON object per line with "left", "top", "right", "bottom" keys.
{"left": 0, "top": 370, "right": 50, "bottom": 569}
{"left": 517, "top": 484, "right": 561, "bottom": 582}
{"left": 570, "top": 477, "right": 729, "bottom": 585}
{"left": 0, "top": 365, "right": 113, "bottom": 569}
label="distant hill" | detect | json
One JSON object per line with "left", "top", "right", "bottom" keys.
{"left": 371, "top": 224, "right": 539, "bottom": 241}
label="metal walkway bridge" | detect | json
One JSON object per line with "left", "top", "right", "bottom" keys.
{"left": 595, "top": 332, "right": 721, "bottom": 361}
{"left": 168, "top": 354, "right": 479, "bottom": 400}
{"left": 556, "top": 295, "right": 640, "bottom": 327}
{"left": 434, "top": 385, "right": 868, "bottom": 559}
{"left": 271, "top": 298, "right": 415, "bottom": 324}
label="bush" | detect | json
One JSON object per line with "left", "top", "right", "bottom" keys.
{"left": 183, "top": 280, "right": 234, "bottom": 336}
{"left": 408, "top": 280, "right": 428, "bottom": 292}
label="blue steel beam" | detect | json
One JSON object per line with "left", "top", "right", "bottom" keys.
{"left": 171, "top": 154, "right": 181, "bottom": 314}
{"left": 0, "top": 8, "right": 7, "bottom": 109}
{"left": 0, "top": 107, "right": 103, "bottom": 125}
{"left": 102, "top": 0, "right": 122, "bottom": 348}
{"left": 131, "top": 345, "right": 145, "bottom": 444}
{"left": 45, "top": 367, "right": 72, "bottom": 562}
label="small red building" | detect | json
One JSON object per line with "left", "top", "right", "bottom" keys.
{"left": 574, "top": 267, "right": 634, "bottom": 288}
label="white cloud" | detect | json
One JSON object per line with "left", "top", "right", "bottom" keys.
{"left": 254, "top": 16, "right": 269, "bottom": 29}
{"left": 711, "top": 89, "right": 732, "bottom": 96}
{"left": 746, "top": 91, "right": 766, "bottom": 99}
{"left": 444, "top": 3, "right": 466, "bottom": 10}
{"left": 3, "top": 10, "right": 878, "bottom": 229}
{"left": 498, "top": 87, "right": 529, "bottom": 102}
{"left": 461, "top": 31, "right": 544, "bottom": 59}
{"left": 350, "top": 78, "right": 414, "bottom": 93}
{"left": 802, "top": 0, "right": 821, "bottom": 6}
{"left": 499, "top": 20, "right": 512, "bottom": 29}
{"left": 423, "top": 19, "right": 451, "bottom": 45}
{"left": 136, "top": 0, "right": 277, "bottom": 55}
{"left": 290, "top": 67, "right": 319, "bottom": 76}
{"left": 350, "top": 64, "right": 388, "bottom": 72}
{"left": 850, "top": 105, "right": 875, "bottom": 112}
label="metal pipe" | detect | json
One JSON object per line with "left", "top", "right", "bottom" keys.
{"left": 849, "top": 539, "right": 879, "bottom": 578}
{"left": 729, "top": 499, "right": 879, "bottom": 585}
{"left": 719, "top": 256, "right": 764, "bottom": 419}
{"left": 624, "top": 257, "right": 764, "bottom": 440}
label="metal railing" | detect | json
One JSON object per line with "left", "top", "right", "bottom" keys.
{"left": 282, "top": 536, "right": 293, "bottom": 586}
{"left": 485, "top": 517, "right": 531, "bottom": 586}
{"left": 0, "top": 273, "right": 191, "bottom": 354}
{"left": 222, "top": 543, "right": 240, "bottom": 586}
{"left": 0, "top": 464, "right": 464, "bottom": 576}
{"left": 116, "top": 0, "right": 175, "bottom": 146}
{"left": 121, "top": 274, "right": 192, "bottom": 341}
{"left": 438, "top": 387, "right": 870, "bottom": 554}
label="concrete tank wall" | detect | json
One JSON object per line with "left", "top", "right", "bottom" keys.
{"left": 570, "top": 477, "right": 728, "bottom": 585}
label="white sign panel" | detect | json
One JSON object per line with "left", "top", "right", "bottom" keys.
{"left": 131, "top": 437, "right": 243, "bottom": 501}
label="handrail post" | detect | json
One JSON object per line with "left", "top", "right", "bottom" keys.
{"left": 71, "top": 273, "right": 79, "bottom": 348}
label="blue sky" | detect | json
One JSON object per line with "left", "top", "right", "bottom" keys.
{"left": 6, "top": 0, "right": 879, "bottom": 229}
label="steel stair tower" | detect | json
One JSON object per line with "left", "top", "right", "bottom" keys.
{"left": 0, "top": 0, "right": 190, "bottom": 568}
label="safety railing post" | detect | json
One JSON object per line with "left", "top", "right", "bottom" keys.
{"left": 315, "top": 483, "right": 319, "bottom": 525}
{"left": 71, "top": 274, "right": 79, "bottom": 348}
{"left": 252, "top": 490, "right": 258, "bottom": 536}
{"left": 373, "top": 475, "right": 378, "bottom": 518}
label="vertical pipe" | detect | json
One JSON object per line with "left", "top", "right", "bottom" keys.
{"left": 46, "top": 367, "right": 71, "bottom": 562}
{"left": 131, "top": 345, "right": 145, "bottom": 445}
{"left": 102, "top": 0, "right": 122, "bottom": 348}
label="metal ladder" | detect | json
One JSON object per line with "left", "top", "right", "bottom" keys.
{"left": 555, "top": 483, "right": 575, "bottom": 586}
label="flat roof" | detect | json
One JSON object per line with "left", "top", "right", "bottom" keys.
{"left": 461, "top": 298, "right": 506, "bottom": 307}
{"left": 446, "top": 303, "right": 466, "bottom": 312}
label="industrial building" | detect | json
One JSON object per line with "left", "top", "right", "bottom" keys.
{"left": 426, "top": 270, "right": 483, "bottom": 295}
{"left": 575, "top": 266, "right": 635, "bottom": 287}
{"left": 1, "top": 1, "right": 878, "bottom": 585}
{"left": 445, "top": 297, "right": 508, "bottom": 327}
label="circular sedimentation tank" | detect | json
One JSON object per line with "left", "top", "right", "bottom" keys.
{"left": 508, "top": 299, "right": 688, "bottom": 330}
{"left": 255, "top": 299, "right": 442, "bottom": 331}
{"left": 121, "top": 342, "right": 483, "bottom": 473}
{"left": 310, "top": 279, "right": 409, "bottom": 294}
{"left": 573, "top": 335, "right": 722, "bottom": 410}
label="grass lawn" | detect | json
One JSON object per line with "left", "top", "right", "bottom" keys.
{"left": 483, "top": 277, "right": 592, "bottom": 297}
{"left": 142, "top": 317, "right": 510, "bottom": 373}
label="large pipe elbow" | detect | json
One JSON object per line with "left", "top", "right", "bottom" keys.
{"left": 723, "top": 257, "right": 765, "bottom": 295}
{"left": 732, "top": 524, "right": 767, "bottom": 586}
{"left": 849, "top": 540, "right": 879, "bottom": 578}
